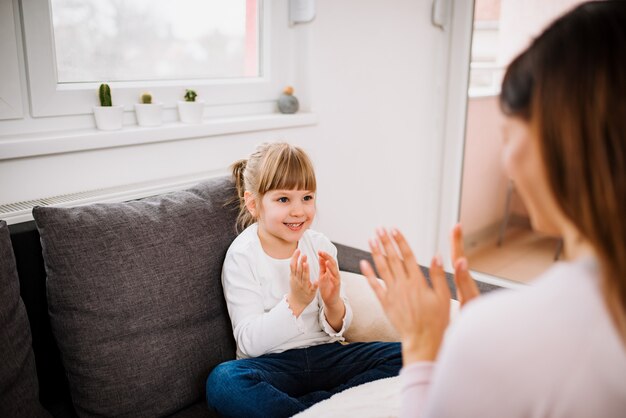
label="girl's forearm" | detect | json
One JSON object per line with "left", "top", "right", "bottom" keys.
{"left": 323, "top": 299, "right": 346, "bottom": 332}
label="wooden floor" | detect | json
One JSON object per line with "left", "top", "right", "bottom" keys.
{"left": 465, "top": 226, "right": 562, "bottom": 284}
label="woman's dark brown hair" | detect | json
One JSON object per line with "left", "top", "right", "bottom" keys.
{"left": 500, "top": 1, "right": 626, "bottom": 341}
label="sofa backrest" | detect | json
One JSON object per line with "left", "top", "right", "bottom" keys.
{"left": 9, "top": 220, "right": 71, "bottom": 415}
{"left": 0, "top": 220, "right": 51, "bottom": 417}
{"left": 10, "top": 176, "right": 240, "bottom": 416}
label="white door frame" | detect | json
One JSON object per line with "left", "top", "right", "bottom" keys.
{"left": 437, "top": 0, "right": 524, "bottom": 290}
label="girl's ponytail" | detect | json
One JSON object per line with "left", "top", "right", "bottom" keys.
{"left": 230, "top": 158, "right": 255, "bottom": 232}
{"left": 231, "top": 158, "right": 247, "bottom": 203}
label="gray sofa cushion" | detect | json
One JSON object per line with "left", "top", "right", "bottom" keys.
{"left": 0, "top": 220, "right": 50, "bottom": 417}
{"left": 32, "top": 177, "right": 238, "bottom": 417}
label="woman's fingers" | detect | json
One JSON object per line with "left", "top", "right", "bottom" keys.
{"left": 376, "top": 228, "right": 408, "bottom": 280}
{"left": 429, "top": 255, "right": 451, "bottom": 302}
{"left": 390, "top": 229, "right": 427, "bottom": 287}
{"left": 368, "top": 238, "right": 395, "bottom": 286}
{"left": 360, "top": 260, "right": 387, "bottom": 306}
{"left": 450, "top": 223, "right": 466, "bottom": 262}
{"left": 450, "top": 224, "right": 480, "bottom": 306}
{"left": 453, "top": 257, "right": 480, "bottom": 307}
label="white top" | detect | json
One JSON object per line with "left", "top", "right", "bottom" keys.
{"left": 221, "top": 223, "right": 353, "bottom": 359}
{"left": 400, "top": 257, "right": 626, "bottom": 418}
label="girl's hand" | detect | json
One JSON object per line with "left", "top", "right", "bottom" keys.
{"left": 450, "top": 223, "right": 480, "bottom": 307}
{"left": 360, "top": 228, "right": 451, "bottom": 364}
{"left": 287, "top": 249, "right": 318, "bottom": 317}
{"left": 318, "top": 251, "right": 342, "bottom": 307}
{"left": 318, "top": 251, "right": 346, "bottom": 331}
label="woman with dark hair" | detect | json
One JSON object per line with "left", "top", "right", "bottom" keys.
{"left": 360, "top": 2, "right": 626, "bottom": 416}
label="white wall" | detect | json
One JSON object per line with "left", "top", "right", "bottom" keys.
{"left": 304, "top": 1, "right": 452, "bottom": 261}
{"left": 0, "top": 0, "right": 457, "bottom": 263}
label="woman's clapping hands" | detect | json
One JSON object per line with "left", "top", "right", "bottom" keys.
{"left": 359, "top": 225, "right": 479, "bottom": 364}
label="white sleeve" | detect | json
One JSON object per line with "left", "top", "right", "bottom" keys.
{"left": 400, "top": 362, "right": 435, "bottom": 418}
{"left": 319, "top": 292, "right": 353, "bottom": 337}
{"left": 317, "top": 241, "right": 354, "bottom": 337}
{"left": 222, "top": 250, "right": 305, "bottom": 358}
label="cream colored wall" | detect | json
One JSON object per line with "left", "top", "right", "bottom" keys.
{"left": 459, "top": 96, "right": 508, "bottom": 237}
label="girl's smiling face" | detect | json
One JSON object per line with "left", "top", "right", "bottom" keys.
{"left": 246, "top": 189, "right": 316, "bottom": 258}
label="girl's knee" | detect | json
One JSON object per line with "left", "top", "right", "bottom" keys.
{"left": 206, "top": 361, "right": 236, "bottom": 403}
{"left": 206, "top": 360, "right": 258, "bottom": 402}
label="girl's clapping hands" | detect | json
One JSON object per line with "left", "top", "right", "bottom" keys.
{"left": 318, "top": 251, "right": 342, "bottom": 308}
{"left": 287, "top": 249, "right": 318, "bottom": 317}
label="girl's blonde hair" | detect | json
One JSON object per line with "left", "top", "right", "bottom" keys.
{"left": 231, "top": 142, "right": 317, "bottom": 231}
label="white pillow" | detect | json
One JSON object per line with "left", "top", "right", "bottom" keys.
{"left": 293, "top": 375, "right": 401, "bottom": 418}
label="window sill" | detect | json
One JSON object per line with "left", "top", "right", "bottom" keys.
{"left": 0, "top": 112, "right": 318, "bottom": 160}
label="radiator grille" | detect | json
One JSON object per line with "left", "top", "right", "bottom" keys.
{"left": 0, "top": 171, "right": 223, "bottom": 224}
{"left": 1, "top": 188, "right": 107, "bottom": 215}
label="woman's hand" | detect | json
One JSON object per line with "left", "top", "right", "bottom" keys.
{"left": 450, "top": 224, "right": 480, "bottom": 307}
{"left": 318, "top": 251, "right": 345, "bottom": 331}
{"left": 360, "top": 228, "right": 451, "bottom": 364}
{"left": 287, "top": 249, "right": 318, "bottom": 317}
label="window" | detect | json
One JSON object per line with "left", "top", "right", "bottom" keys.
{"left": 51, "top": 0, "right": 259, "bottom": 83}
{"left": 22, "top": 0, "right": 291, "bottom": 117}
{"left": 467, "top": 1, "right": 503, "bottom": 97}
{"left": 0, "top": 0, "right": 23, "bottom": 120}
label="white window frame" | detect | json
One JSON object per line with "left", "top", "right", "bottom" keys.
{"left": 22, "top": 0, "right": 289, "bottom": 118}
{"left": 0, "top": 0, "right": 24, "bottom": 120}
{"left": 436, "top": 0, "right": 523, "bottom": 290}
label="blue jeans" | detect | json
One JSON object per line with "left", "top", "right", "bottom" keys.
{"left": 206, "top": 341, "right": 402, "bottom": 418}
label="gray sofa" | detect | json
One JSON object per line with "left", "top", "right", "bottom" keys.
{"left": 0, "top": 176, "right": 499, "bottom": 417}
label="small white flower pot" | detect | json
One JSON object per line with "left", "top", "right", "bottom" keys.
{"left": 93, "top": 105, "right": 124, "bottom": 131}
{"left": 178, "top": 100, "right": 205, "bottom": 124}
{"left": 134, "top": 103, "right": 163, "bottom": 127}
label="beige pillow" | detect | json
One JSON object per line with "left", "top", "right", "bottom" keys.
{"left": 342, "top": 271, "right": 400, "bottom": 342}
{"left": 341, "top": 271, "right": 461, "bottom": 343}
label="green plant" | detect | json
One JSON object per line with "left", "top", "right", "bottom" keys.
{"left": 184, "top": 89, "right": 197, "bottom": 102}
{"left": 140, "top": 92, "right": 152, "bottom": 104}
{"left": 99, "top": 83, "right": 112, "bottom": 107}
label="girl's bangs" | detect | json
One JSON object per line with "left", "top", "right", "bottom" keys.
{"left": 259, "top": 148, "right": 317, "bottom": 193}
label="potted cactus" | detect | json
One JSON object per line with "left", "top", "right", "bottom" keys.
{"left": 177, "top": 89, "right": 205, "bottom": 123}
{"left": 134, "top": 92, "right": 163, "bottom": 127}
{"left": 93, "top": 83, "right": 124, "bottom": 130}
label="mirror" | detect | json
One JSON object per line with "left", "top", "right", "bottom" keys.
{"left": 460, "top": 0, "right": 589, "bottom": 283}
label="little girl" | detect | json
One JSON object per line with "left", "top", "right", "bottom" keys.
{"left": 206, "top": 142, "right": 401, "bottom": 418}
